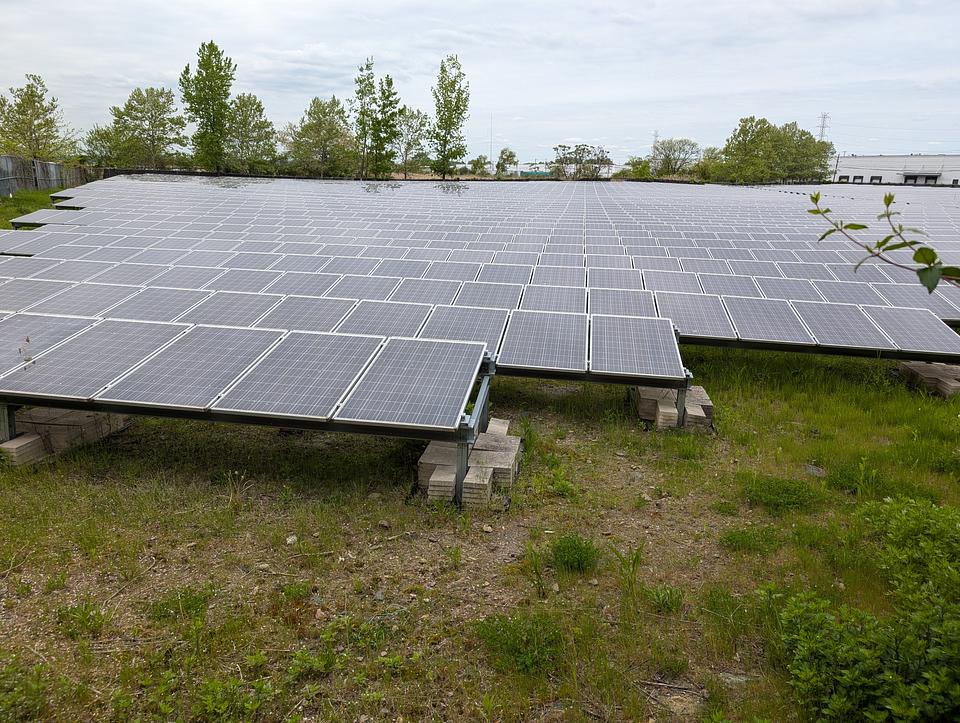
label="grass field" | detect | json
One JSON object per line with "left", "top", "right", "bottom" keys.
{"left": 0, "top": 188, "right": 60, "bottom": 229}
{"left": 1, "top": 190, "right": 958, "bottom": 720}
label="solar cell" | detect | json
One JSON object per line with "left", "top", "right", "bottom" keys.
{"left": 99, "top": 326, "right": 283, "bottom": 409}
{"left": 0, "top": 319, "right": 187, "bottom": 399}
{"left": 532, "top": 265, "right": 586, "bottom": 287}
{"left": 149, "top": 266, "right": 226, "bottom": 289}
{"left": 871, "top": 283, "right": 960, "bottom": 320}
{"left": 519, "top": 284, "right": 587, "bottom": 313}
{"left": 335, "top": 300, "right": 432, "bottom": 337}
{"left": 697, "top": 273, "right": 761, "bottom": 297}
{"left": 498, "top": 311, "right": 588, "bottom": 372}
{"left": 24, "top": 283, "right": 140, "bottom": 316}
{"left": 269, "top": 255, "right": 331, "bottom": 273}
{"left": 335, "top": 337, "right": 485, "bottom": 430}
{"left": 423, "top": 261, "right": 482, "bottom": 282}
{"left": 755, "top": 276, "right": 825, "bottom": 302}
{"left": 326, "top": 274, "right": 401, "bottom": 300}
{"left": 371, "top": 259, "right": 430, "bottom": 278}
{"left": 643, "top": 270, "right": 702, "bottom": 294}
{"left": 790, "top": 301, "right": 896, "bottom": 349}
{"left": 31, "top": 260, "right": 115, "bottom": 282}
{"left": 861, "top": 306, "right": 960, "bottom": 355}
{"left": 88, "top": 263, "right": 167, "bottom": 285}
{"left": 588, "top": 267, "right": 644, "bottom": 290}
{"left": 106, "top": 287, "right": 211, "bottom": 321}
{"left": 0, "top": 313, "right": 98, "bottom": 373}
{"left": 388, "top": 278, "right": 462, "bottom": 305}
{"left": 588, "top": 288, "right": 657, "bottom": 317}
{"left": 418, "top": 305, "right": 509, "bottom": 353}
{"left": 263, "top": 272, "right": 340, "bottom": 297}
{"left": 589, "top": 315, "right": 685, "bottom": 380}
{"left": 202, "top": 269, "right": 282, "bottom": 293}
{"left": 454, "top": 281, "right": 523, "bottom": 309}
{"left": 227, "top": 252, "right": 283, "bottom": 270}
{"left": 174, "top": 291, "right": 282, "bottom": 326}
{"left": 128, "top": 248, "right": 188, "bottom": 265}
{"left": 812, "top": 280, "right": 889, "bottom": 306}
{"left": 476, "top": 263, "right": 534, "bottom": 285}
{"left": 214, "top": 332, "right": 383, "bottom": 420}
{"left": 722, "top": 296, "right": 815, "bottom": 345}
{"left": 0, "top": 279, "right": 76, "bottom": 312}
{"left": 255, "top": 296, "right": 356, "bottom": 332}
{"left": 654, "top": 291, "right": 736, "bottom": 340}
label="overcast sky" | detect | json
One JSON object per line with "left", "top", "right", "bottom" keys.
{"left": 3, "top": 0, "right": 959, "bottom": 162}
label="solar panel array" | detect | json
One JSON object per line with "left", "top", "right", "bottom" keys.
{"left": 2, "top": 176, "right": 959, "bottom": 428}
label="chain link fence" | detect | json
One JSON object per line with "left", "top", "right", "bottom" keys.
{"left": 0, "top": 155, "right": 94, "bottom": 196}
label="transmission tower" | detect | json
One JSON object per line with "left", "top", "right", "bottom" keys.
{"left": 817, "top": 112, "right": 830, "bottom": 141}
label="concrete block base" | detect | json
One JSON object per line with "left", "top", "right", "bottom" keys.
{"left": 0, "top": 408, "right": 131, "bottom": 465}
{"left": 900, "top": 361, "right": 960, "bottom": 398}
{"left": 631, "top": 386, "right": 713, "bottom": 431}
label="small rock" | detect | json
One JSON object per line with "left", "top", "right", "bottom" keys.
{"left": 615, "top": 451, "right": 626, "bottom": 458}
{"left": 551, "top": 582, "right": 560, "bottom": 593}
{"left": 256, "top": 562, "right": 270, "bottom": 571}
{"left": 314, "top": 607, "right": 325, "bottom": 620}
{"left": 805, "top": 463, "right": 827, "bottom": 478}
{"left": 378, "top": 519, "right": 391, "bottom": 529}
{"left": 589, "top": 578, "right": 599, "bottom": 586}
{"left": 482, "top": 524, "right": 493, "bottom": 533}
{"left": 285, "top": 534, "right": 298, "bottom": 545}
{"left": 373, "top": 590, "right": 384, "bottom": 601}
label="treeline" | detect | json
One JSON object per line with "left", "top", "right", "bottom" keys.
{"left": 0, "top": 41, "right": 505, "bottom": 180}
{"left": 615, "top": 117, "right": 835, "bottom": 183}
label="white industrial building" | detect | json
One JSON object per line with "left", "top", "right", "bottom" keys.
{"left": 832, "top": 154, "right": 960, "bottom": 186}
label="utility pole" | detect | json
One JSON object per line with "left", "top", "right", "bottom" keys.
{"left": 817, "top": 112, "right": 830, "bottom": 142}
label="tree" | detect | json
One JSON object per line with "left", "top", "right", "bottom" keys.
{"left": 649, "top": 137, "right": 700, "bottom": 177}
{"left": 114, "top": 87, "right": 187, "bottom": 168}
{"left": 281, "top": 96, "right": 354, "bottom": 178}
{"left": 351, "top": 58, "right": 376, "bottom": 179}
{"left": 468, "top": 155, "right": 490, "bottom": 176}
{"left": 550, "top": 143, "right": 611, "bottom": 180}
{"left": 690, "top": 146, "right": 725, "bottom": 181}
{"left": 368, "top": 76, "right": 401, "bottom": 179}
{"left": 495, "top": 147, "right": 518, "bottom": 178}
{"left": 395, "top": 106, "right": 430, "bottom": 179}
{"left": 83, "top": 123, "right": 127, "bottom": 167}
{"left": 179, "top": 41, "right": 236, "bottom": 172}
{"left": 225, "top": 93, "right": 276, "bottom": 174}
{"left": 429, "top": 55, "right": 470, "bottom": 179}
{"left": 0, "top": 74, "right": 77, "bottom": 160}
{"left": 613, "top": 156, "right": 652, "bottom": 180}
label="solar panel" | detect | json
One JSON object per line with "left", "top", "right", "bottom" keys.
{"left": 588, "top": 288, "right": 657, "bottom": 317}
{"left": 0, "top": 279, "right": 76, "bottom": 312}
{"left": 106, "top": 287, "right": 211, "bottom": 321}
{"left": 129, "top": 248, "right": 187, "bottom": 265}
{"left": 679, "top": 258, "right": 732, "bottom": 274}
{"left": 213, "top": 332, "right": 383, "bottom": 420}
{"left": 729, "top": 260, "right": 782, "bottom": 277}
{"left": 228, "top": 252, "right": 283, "bottom": 270}
{"left": 150, "top": 266, "right": 226, "bottom": 289}
{"left": 722, "top": 296, "right": 815, "bottom": 345}
{"left": 454, "top": 281, "right": 524, "bottom": 309}
{"left": 519, "top": 284, "right": 587, "bottom": 313}
{"left": 423, "top": 261, "right": 482, "bottom": 282}
{"left": 532, "top": 265, "right": 586, "bottom": 287}
{"left": 326, "top": 274, "right": 401, "bottom": 300}
{"left": 263, "top": 272, "right": 340, "bottom": 297}
{"left": 588, "top": 267, "right": 644, "bottom": 290}
{"left": 790, "top": 301, "right": 896, "bottom": 350}
{"left": 23, "top": 283, "right": 141, "bottom": 316}
{"left": 0, "top": 319, "right": 187, "bottom": 399}
{"left": 202, "top": 269, "right": 281, "bottom": 293}
{"left": 498, "top": 311, "right": 588, "bottom": 372}
{"left": 387, "top": 278, "right": 461, "bottom": 305}
{"left": 777, "top": 262, "right": 836, "bottom": 281}
{"left": 98, "top": 326, "right": 283, "bottom": 409}
{"left": 476, "top": 263, "right": 534, "bottom": 285}
{"left": 755, "top": 276, "right": 825, "bottom": 302}
{"left": 0, "top": 257, "right": 63, "bottom": 277}
{"left": 255, "top": 296, "right": 356, "bottom": 332}
{"left": 371, "top": 259, "right": 430, "bottom": 278}
{"left": 812, "top": 280, "right": 889, "bottom": 306}
{"left": 269, "top": 255, "right": 332, "bottom": 273}
{"left": 418, "top": 305, "right": 508, "bottom": 353}
{"left": 88, "top": 263, "right": 167, "bottom": 286}
{"left": 861, "top": 306, "right": 960, "bottom": 355}
{"left": 174, "top": 291, "right": 282, "bottom": 326}
{"left": 697, "top": 273, "right": 761, "bottom": 297}
{"left": 654, "top": 291, "right": 736, "bottom": 340}
{"left": 335, "top": 300, "right": 432, "bottom": 337}
{"left": 335, "top": 337, "right": 485, "bottom": 430}
{"left": 0, "top": 313, "right": 98, "bottom": 373}
{"left": 871, "top": 283, "right": 960, "bottom": 320}
{"left": 589, "top": 315, "right": 685, "bottom": 380}
{"left": 633, "top": 256, "right": 682, "bottom": 272}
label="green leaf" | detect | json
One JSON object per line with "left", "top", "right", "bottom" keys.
{"left": 940, "top": 266, "right": 960, "bottom": 280}
{"left": 883, "top": 192, "right": 895, "bottom": 206}
{"left": 843, "top": 223, "right": 868, "bottom": 230}
{"left": 807, "top": 209, "right": 822, "bottom": 215}
{"left": 912, "top": 247, "right": 937, "bottom": 266}
{"left": 916, "top": 266, "right": 942, "bottom": 292}
{"left": 818, "top": 228, "right": 837, "bottom": 241}
{"left": 875, "top": 234, "right": 896, "bottom": 249}
{"left": 810, "top": 192, "right": 820, "bottom": 203}
{"left": 882, "top": 241, "right": 915, "bottom": 253}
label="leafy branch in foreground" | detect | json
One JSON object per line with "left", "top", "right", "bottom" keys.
{"left": 809, "top": 192, "right": 960, "bottom": 292}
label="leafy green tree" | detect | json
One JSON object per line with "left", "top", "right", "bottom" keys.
{"left": 495, "top": 147, "right": 518, "bottom": 178}
{"left": 776, "top": 122, "right": 833, "bottom": 182}
{"left": 0, "top": 74, "right": 77, "bottom": 160}
{"left": 281, "top": 96, "right": 354, "bottom": 178}
{"left": 83, "top": 123, "right": 127, "bottom": 167}
{"left": 394, "top": 106, "right": 430, "bottom": 179}
{"left": 550, "top": 143, "right": 611, "bottom": 180}
{"left": 225, "top": 93, "right": 276, "bottom": 174}
{"left": 468, "top": 155, "right": 490, "bottom": 176}
{"left": 429, "top": 55, "right": 470, "bottom": 179}
{"left": 351, "top": 58, "right": 376, "bottom": 179}
{"left": 368, "top": 76, "right": 401, "bottom": 179}
{"left": 114, "top": 87, "right": 187, "bottom": 168}
{"left": 613, "top": 156, "right": 652, "bottom": 180}
{"left": 649, "top": 137, "right": 700, "bottom": 177}
{"left": 179, "top": 41, "right": 237, "bottom": 172}
{"left": 720, "top": 116, "right": 780, "bottom": 183}
{"left": 690, "top": 146, "right": 725, "bottom": 181}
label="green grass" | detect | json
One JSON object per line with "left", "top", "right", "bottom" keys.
{"left": 0, "top": 344, "right": 958, "bottom": 719}
{"left": 0, "top": 188, "right": 59, "bottom": 229}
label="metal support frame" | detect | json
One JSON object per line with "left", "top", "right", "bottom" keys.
{"left": 452, "top": 355, "right": 496, "bottom": 507}
{"left": 0, "top": 405, "right": 15, "bottom": 443}
{"left": 675, "top": 370, "right": 694, "bottom": 428}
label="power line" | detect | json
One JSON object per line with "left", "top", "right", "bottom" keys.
{"left": 817, "top": 112, "right": 830, "bottom": 142}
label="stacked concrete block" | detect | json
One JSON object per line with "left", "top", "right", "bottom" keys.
{"left": 900, "top": 362, "right": 960, "bottom": 398}
{"left": 631, "top": 386, "right": 714, "bottom": 431}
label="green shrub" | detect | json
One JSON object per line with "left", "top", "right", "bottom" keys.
{"left": 739, "top": 473, "right": 818, "bottom": 514}
{"left": 550, "top": 533, "right": 600, "bottom": 573}
{"left": 719, "top": 525, "right": 783, "bottom": 554}
{"left": 0, "top": 653, "right": 49, "bottom": 720}
{"left": 642, "top": 583, "right": 684, "bottom": 614}
{"left": 474, "top": 610, "right": 565, "bottom": 675}
{"left": 193, "top": 677, "right": 274, "bottom": 721}
{"left": 288, "top": 648, "right": 336, "bottom": 681}
{"left": 56, "top": 599, "right": 108, "bottom": 639}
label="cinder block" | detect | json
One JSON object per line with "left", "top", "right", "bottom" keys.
{"left": 900, "top": 361, "right": 960, "bottom": 398}
{"left": 427, "top": 465, "right": 456, "bottom": 502}
{"left": 0, "top": 433, "right": 47, "bottom": 465}
{"left": 486, "top": 417, "right": 510, "bottom": 436}
{"left": 14, "top": 408, "right": 131, "bottom": 454}
{"left": 632, "top": 386, "right": 713, "bottom": 432}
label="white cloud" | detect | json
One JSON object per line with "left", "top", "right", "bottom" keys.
{"left": 1, "top": 0, "right": 957, "bottom": 161}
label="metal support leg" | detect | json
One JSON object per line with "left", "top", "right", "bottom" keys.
{"left": 0, "top": 405, "right": 15, "bottom": 442}
{"left": 454, "top": 435, "right": 470, "bottom": 507}
{"left": 675, "top": 387, "right": 687, "bottom": 428}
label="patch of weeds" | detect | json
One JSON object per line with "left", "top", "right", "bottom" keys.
{"left": 699, "top": 587, "right": 749, "bottom": 657}
{"left": 642, "top": 583, "right": 684, "bottom": 614}
{"left": 243, "top": 649, "right": 268, "bottom": 675}
{"left": 43, "top": 571, "right": 67, "bottom": 594}
{"left": 56, "top": 598, "right": 108, "bottom": 639}
{"left": 193, "top": 676, "right": 275, "bottom": 721}
{"left": 609, "top": 543, "right": 644, "bottom": 612}
{"left": 647, "top": 637, "right": 689, "bottom": 679}
{"left": 711, "top": 499, "right": 739, "bottom": 516}
{"left": 442, "top": 544, "right": 462, "bottom": 570}
{"left": 523, "top": 541, "right": 548, "bottom": 598}
{"left": 551, "top": 533, "right": 600, "bottom": 574}
{"left": 148, "top": 585, "right": 213, "bottom": 622}
{"left": 280, "top": 581, "right": 312, "bottom": 603}
{"left": 719, "top": 525, "right": 784, "bottom": 555}
{"left": 0, "top": 653, "right": 49, "bottom": 720}
{"left": 474, "top": 610, "right": 565, "bottom": 675}
{"left": 288, "top": 647, "right": 336, "bottom": 681}
{"left": 12, "top": 579, "right": 31, "bottom": 598}
{"left": 548, "top": 466, "right": 578, "bottom": 498}
{"left": 826, "top": 458, "right": 931, "bottom": 501}
{"left": 739, "top": 472, "right": 818, "bottom": 514}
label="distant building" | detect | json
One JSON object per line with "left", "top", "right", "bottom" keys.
{"left": 832, "top": 154, "right": 960, "bottom": 186}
